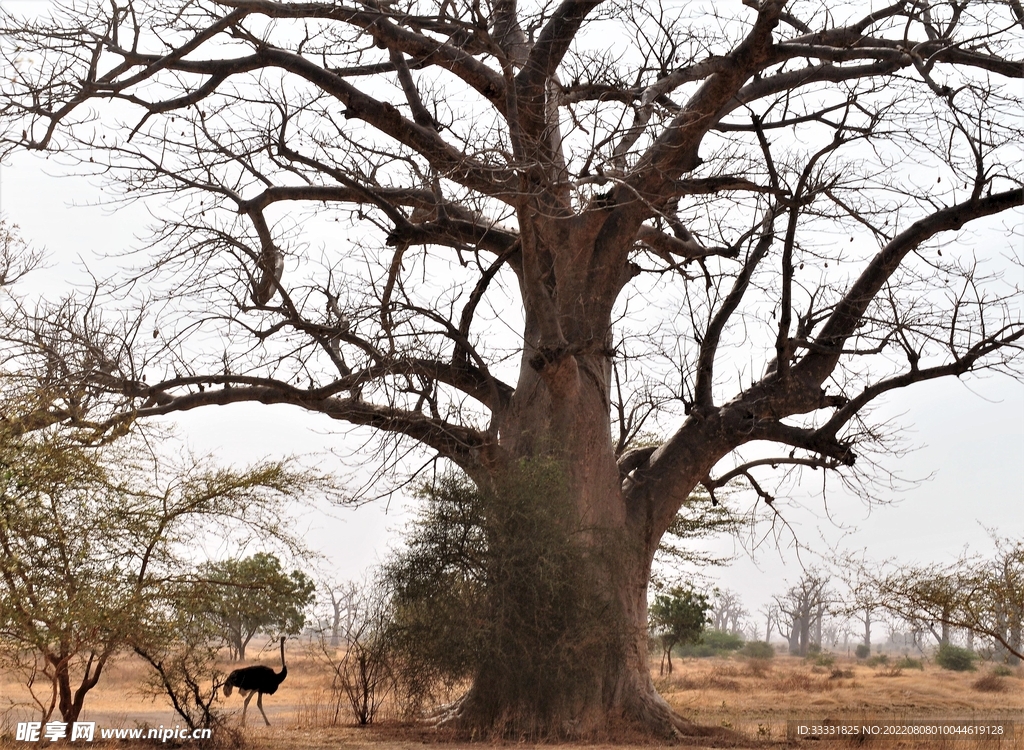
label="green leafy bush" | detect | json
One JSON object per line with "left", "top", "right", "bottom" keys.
{"left": 741, "top": 641, "right": 775, "bottom": 659}
{"left": 895, "top": 656, "right": 924, "bottom": 671}
{"left": 677, "top": 629, "right": 743, "bottom": 657}
{"left": 702, "top": 630, "right": 744, "bottom": 650}
{"left": 936, "top": 644, "right": 976, "bottom": 672}
{"left": 810, "top": 651, "right": 835, "bottom": 667}
{"left": 854, "top": 644, "right": 871, "bottom": 659}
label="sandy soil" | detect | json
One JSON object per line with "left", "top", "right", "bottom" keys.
{"left": 2, "top": 642, "right": 1021, "bottom": 749}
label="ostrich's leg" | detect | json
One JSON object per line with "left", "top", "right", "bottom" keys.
{"left": 241, "top": 692, "right": 254, "bottom": 726}
{"left": 257, "top": 693, "right": 270, "bottom": 726}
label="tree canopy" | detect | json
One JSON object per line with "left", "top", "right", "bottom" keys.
{"left": 197, "top": 552, "right": 315, "bottom": 660}
{"left": 0, "top": 0, "right": 1021, "bottom": 737}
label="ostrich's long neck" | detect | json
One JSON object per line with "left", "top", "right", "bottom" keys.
{"left": 277, "top": 638, "right": 287, "bottom": 679}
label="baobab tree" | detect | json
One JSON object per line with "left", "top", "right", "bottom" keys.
{"left": 710, "top": 588, "right": 748, "bottom": 636}
{"left": 0, "top": 0, "right": 1022, "bottom": 737}
{"left": 774, "top": 571, "right": 831, "bottom": 656}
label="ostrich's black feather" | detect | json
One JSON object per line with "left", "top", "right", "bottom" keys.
{"left": 224, "top": 664, "right": 287, "bottom": 695}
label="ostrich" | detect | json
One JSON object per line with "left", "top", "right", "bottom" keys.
{"left": 223, "top": 636, "right": 288, "bottom": 726}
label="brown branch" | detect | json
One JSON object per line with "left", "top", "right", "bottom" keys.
{"left": 748, "top": 422, "right": 857, "bottom": 466}
{"left": 628, "top": 0, "right": 786, "bottom": 194}
{"left": 797, "top": 188, "right": 1024, "bottom": 385}
{"left": 130, "top": 382, "right": 489, "bottom": 465}
{"left": 819, "top": 323, "right": 1024, "bottom": 439}
{"left": 213, "top": 0, "right": 507, "bottom": 107}
{"left": 694, "top": 208, "right": 778, "bottom": 408}
{"left": 635, "top": 225, "right": 738, "bottom": 261}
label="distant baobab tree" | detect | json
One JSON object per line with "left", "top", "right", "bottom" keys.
{"left": 0, "top": 0, "right": 1022, "bottom": 738}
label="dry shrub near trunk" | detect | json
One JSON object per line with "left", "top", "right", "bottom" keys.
{"left": 311, "top": 598, "right": 395, "bottom": 727}
{"left": 338, "top": 630, "right": 394, "bottom": 725}
{"left": 971, "top": 674, "right": 1007, "bottom": 693}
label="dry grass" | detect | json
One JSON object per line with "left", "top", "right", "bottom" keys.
{"left": 2, "top": 643, "right": 1022, "bottom": 749}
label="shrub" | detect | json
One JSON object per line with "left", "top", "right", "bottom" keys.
{"left": 876, "top": 665, "right": 904, "bottom": 678}
{"left": 865, "top": 654, "right": 888, "bottom": 667}
{"left": 991, "top": 664, "right": 1014, "bottom": 677}
{"left": 936, "top": 644, "right": 976, "bottom": 672}
{"left": 744, "top": 658, "right": 772, "bottom": 678}
{"left": 742, "top": 641, "right": 775, "bottom": 659}
{"left": 809, "top": 651, "right": 835, "bottom": 667}
{"left": 895, "top": 656, "right": 924, "bottom": 671}
{"left": 971, "top": 674, "right": 1006, "bottom": 692}
{"left": 675, "top": 629, "right": 743, "bottom": 657}
{"left": 854, "top": 644, "right": 871, "bottom": 659}
{"left": 770, "top": 673, "right": 835, "bottom": 693}
{"left": 702, "top": 630, "right": 744, "bottom": 651}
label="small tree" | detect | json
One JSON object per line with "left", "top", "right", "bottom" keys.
{"left": 198, "top": 553, "right": 315, "bottom": 661}
{"left": 649, "top": 587, "right": 710, "bottom": 675}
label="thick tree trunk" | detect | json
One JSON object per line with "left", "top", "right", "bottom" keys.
{"left": 436, "top": 212, "right": 740, "bottom": 739}
{"left": 439, "top": 318, "right": 670, "bottom": 735}
{"left": 441, "top": 532, "right": 712, "bottom": 738}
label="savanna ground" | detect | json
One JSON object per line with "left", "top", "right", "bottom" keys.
{"left": 1, "top": 639, "right": 1021, "bottom": 749}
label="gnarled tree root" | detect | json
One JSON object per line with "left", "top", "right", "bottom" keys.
{"left": 426, "top": 688, "right": 748, "bottom": 745}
